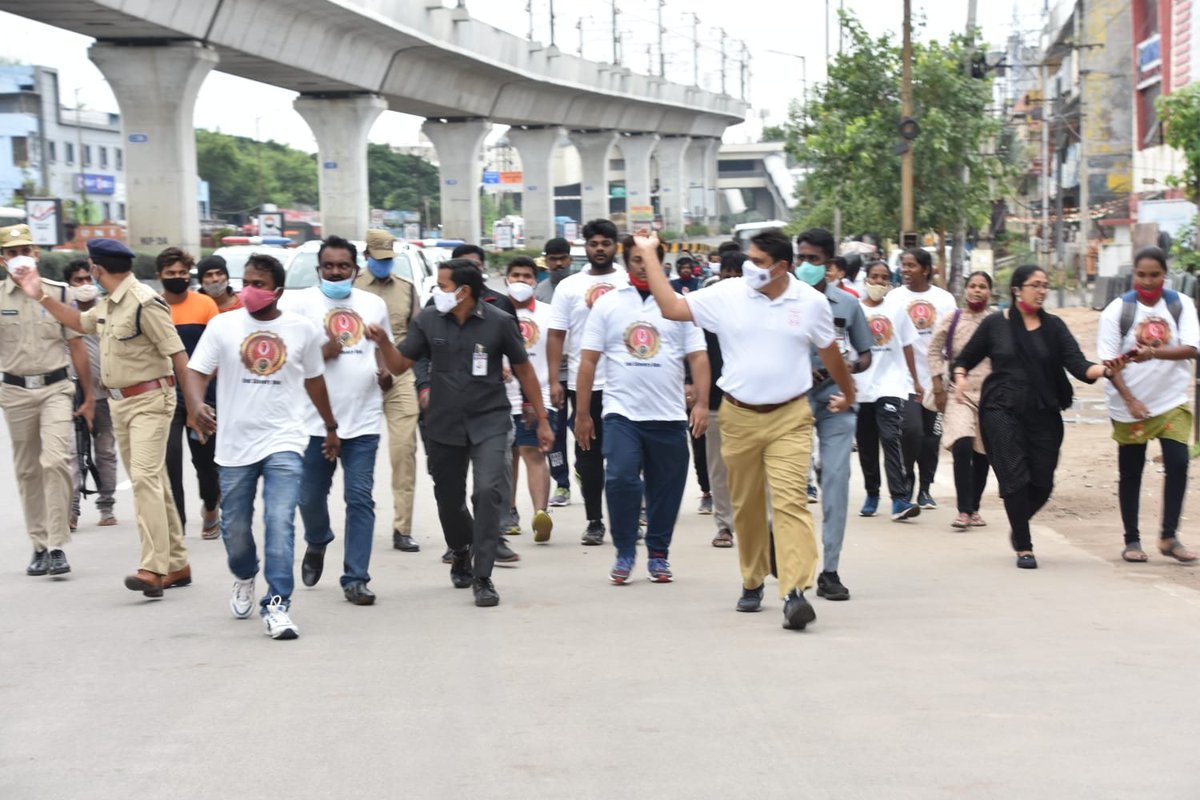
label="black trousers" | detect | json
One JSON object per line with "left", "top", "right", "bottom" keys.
{"left": 567, "top": 389, "right": 606, "bottom": 521}
{"left": 1119, "top": 439, "right": 1189, "bottom": 545}
{"left": 857, "top": 398, "right": 908, "bottom": 499}
{"left": 901, "top": 398, "right": 942, "bottom": 496}
{"left": 166, "top": 401, "right": 220, "bottom": 526}
{"left": 951, "top": 437, "right": 990, "bottom": 514}
{"left": 549, "top": 382, "right": 570, "bottom": 489}
{"left": 691, "top": 432, "right": 710, "bottom": 494}
{"left": 981, "top": 405, "right": 1062, "bottom": 552}
{"left": 426, "top": 431, "right": 510, "bottom": 578}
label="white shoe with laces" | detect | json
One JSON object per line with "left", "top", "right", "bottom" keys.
{"left": 230, "top": 577, "right": 255, "bottom": 619}
{"left": 262, "top": 595, "right": 299, "bottom": 640}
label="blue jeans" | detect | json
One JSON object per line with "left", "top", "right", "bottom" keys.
{"left": 602, "top": 414, "right": 689, "bottom": 559}
{"left": 811, "top": 388, "right": 858, "bottom": 573}
{"left": 298, "top": 434, "right": 379, "bottom": 587}
{"left": 219, "top": 451, "right": 304, "bottom": 613}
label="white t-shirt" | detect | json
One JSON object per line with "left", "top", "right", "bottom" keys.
{"left": 548, "top": 267, "right": 628, "bottom": 390}
{"left": 580, "top": 284, "right": 706, "bottom": 422}
{"left": 884, "top": 285, "right": 958, "bottom": 390}
{"left": 1097, "top": 292, "right": 1200, "bottom": 422}
{"left": 855, "top": 300, "right": 918, "bottom": 403}
{"left": 506, "top": 299, "right": 554, "bottom": 411}
{"left": 280, "top": 287, "right": 391, "bottom": 439}
{"left": 686, "top": 275, "right": 835, "bottom": 404}
{"left": 188, "top": 309, "right": 325, "bottom": 467}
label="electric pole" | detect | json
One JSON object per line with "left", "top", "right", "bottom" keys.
{"left": 720, "top": 29, "right": 727, "bottom": 95}
{"left": 657, "top": 0, "right": 666, "bottom": 78}
{"left": 612, "top": 1, "right": 620, "bottom": 65}
{"left": 692, "top": 13, "right": 700, "bottom": 86}
{"left": 1041, "top": 61, "right": 1051, "bottom": 272}
{"left": 951, "top": 0, "right": 979, "bottom": 296}
{"left": 549, "top": 0, "right": 556, "bottom": 49}
{"left": 740, "top": 42, "right": 749, "bottom": 101}
{"left": 577, "top": 17, "right": 584, "bottom": 57}
{"left": 900, "top": 0, "right": 915, "bottom": 241}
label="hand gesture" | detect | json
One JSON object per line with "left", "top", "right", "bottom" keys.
{"left": 376, "top": 367, "right": 394, "bottom": 392}
{"left": 364, "top": 324, "right": 390, "bottom": 345}
{"left": 321, "top": 334, "right": 342, "bottom": 360}
{"left": 10, "top": 259, "right": 44, "bottom": 301}
{"left": 632, "top": 228, "right": 661, "bottom": 256}
{"left": 827, "top": 392, "right": 853, "bottom": 414}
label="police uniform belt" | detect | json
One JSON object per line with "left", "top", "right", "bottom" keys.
{"left": 109, "top": 375, "right": 175, "bottom": 401}
{"left": 2, "top": 367, "right": 69, "bottom": 389}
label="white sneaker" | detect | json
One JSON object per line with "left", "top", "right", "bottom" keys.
{"left": 262, "top": 596, "right": 299, "bottom": 640}
{"left": 230, "top": 577, "right": 255, "bottom": 619}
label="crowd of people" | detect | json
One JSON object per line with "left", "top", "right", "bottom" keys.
{"left": 1, "top": 217, "right": 1196, "bottom": 640}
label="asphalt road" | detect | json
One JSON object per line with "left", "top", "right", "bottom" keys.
{"left": 1, "top": 417, "right": 1199, "bottom": 799}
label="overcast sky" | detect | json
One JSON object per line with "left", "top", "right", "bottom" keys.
{"left": 0, "top": 0, "right": 1046, "bottom": 151}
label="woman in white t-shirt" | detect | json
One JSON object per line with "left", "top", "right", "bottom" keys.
{"left": 1097, "top": 246, "right": 1200, "bottom": 563}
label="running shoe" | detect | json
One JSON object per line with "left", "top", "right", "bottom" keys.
{"left": 697, "top": 494, "right": 713, "bottom": 515}
{"left": 531, "top": 509, "right": 553, "bottom": 543}
{"left": 229, "top": 577, "right": 255, "bottom": 619}
{"left": 859, "top": 495, "right": 879, "bottom": 517}
{"left": 262, "top": 596, "right": 299, "bottom": 640}
{"left": 609, "top": 555, "right": 635, "bottom": 584}
{"left": 549, "top": 486, "right": 571, "bottom": 507}
{"left": 646, "top": 556, "right": 673, "bottom": 583}
{"left": 918, "top": 489, "right": 937, "bottom": 510}
{"left": 891, "top": 499, "right": 920, "bottom": 521}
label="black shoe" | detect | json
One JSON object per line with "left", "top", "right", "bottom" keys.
{"left": 392, "top": 531, "right": 420, "bottom": 552}
{"left": 441, "top": 547, "right": 454, "bottom": 564}
{"left": 343, "top": 582, "right": 376, "bottom": 605}
{"left": 473, "top": 576, "right": 500, "bottom": 607}
{"left": 26, "top": 549, "right": 48, "bottom": 576}
{"left": 495, "top": 536, "right": 520, "bottom": 565}
{"left": 450, "top": 547, "right": 473, "bottom": 588}
{"left": 816, "top": 571, "right": 849, "bottom": 601}
{"left": 1016, "top": 553, "right": 1038, "bottom": 569}
{"left": 581, "top": 520, "right": 605, "bottom": 546}
{"left": 737, "top": 584, "right": 764, "bottom": 612}
{"left": 782, "top": 589, "right": 817, "bottom": 630}
{"left": 47, "top": 549, "right": 70, "bottom": 576}
{"left": 301, "top": 546, "right": 326, "bottom": 587}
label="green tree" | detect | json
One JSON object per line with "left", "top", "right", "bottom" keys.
{"left": 367, "top": 143, "right": 440, "bottom": 223}
{"left": 195, "top": 130, "right": 317, "bottom": 214}
{"left": 1158, "top": 82, "right": 1200, "bottom": 202}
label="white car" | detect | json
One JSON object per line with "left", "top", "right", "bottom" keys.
{"left": 283, "top": 238, "right": 436, "bottom": 306}
{"left": 283, "top": 239, "right": 366, "bottom": 290}
{"left": 200, "top": 240, "right": 291, "bottom": 290}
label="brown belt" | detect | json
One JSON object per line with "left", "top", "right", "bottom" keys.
{"left": 109, "top": 375, "right": 175, "bottom": 401}
{"left": 724, "top": 393, "right": 806, "bottom": 414}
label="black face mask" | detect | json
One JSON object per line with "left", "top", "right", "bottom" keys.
{"left": 161, "top": 277, "right": 190, "bottom": 295}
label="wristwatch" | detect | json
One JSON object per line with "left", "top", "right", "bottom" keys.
{"left": 325, "top": 422, "right": 339, "bottom": 431}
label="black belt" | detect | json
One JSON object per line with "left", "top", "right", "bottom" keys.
{"left": 2, "top": 368, "right": 70, "bottom": 389}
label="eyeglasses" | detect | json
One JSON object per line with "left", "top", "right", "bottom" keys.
{"left": 1023, "top": 282, "right": 1050, "bottom": 291}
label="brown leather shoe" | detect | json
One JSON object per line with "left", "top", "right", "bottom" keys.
{"left": 124, "top": 569, "right": 164, "bottom": 598}
{"left": 162, "top": 564, "right": 192, "bottom": 590}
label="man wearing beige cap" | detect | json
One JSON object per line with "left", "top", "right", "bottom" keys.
{"left": 0, "top": 224, "right": 96, "bottom": 578}
{"left": 354, "top": 228, "right": 422, "bottom": 552}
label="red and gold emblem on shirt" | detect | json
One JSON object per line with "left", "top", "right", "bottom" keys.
{"left": 519, "top": 317, "right": 540, "bottom": 349}
{"left": 867, "top": 314, "right": 894, "bottom": 347}
{"left": 240, "top": 331, "right": 288, "bottom": 377}
{"left": 325, "top": 308, "right": 365, "bottom": 348}
{"left": 624, "top": 321, "right": 661, "bottom": 360}
{"left": 1136, "top": 316, "right": 1172, "bottom": 348}
{"left": 585, "top": 282, "right": 616, "bottom": 309}
{"left": 907, "top": 299, "right": 936, "bottom": 331}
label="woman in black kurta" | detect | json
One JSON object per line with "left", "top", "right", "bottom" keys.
{"left": 952, "top": 265, "right": 1119, "bottom": 569}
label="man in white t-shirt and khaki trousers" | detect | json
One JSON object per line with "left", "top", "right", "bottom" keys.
{"left": 644, "top": 228, "right": 856, "bottom": 631}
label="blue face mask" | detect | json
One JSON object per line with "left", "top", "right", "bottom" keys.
{"left": 319, "top": 277, "right": 354, "bottom": 300}
{"left": 367, "top": 257, "right": 392, "bottom": 280}
{"left": 795, "top": 262, "right": 826, "bottom": 286}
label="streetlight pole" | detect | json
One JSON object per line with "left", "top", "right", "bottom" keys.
{"left": 900, "top": 0, "right": 915, "bottom": 241}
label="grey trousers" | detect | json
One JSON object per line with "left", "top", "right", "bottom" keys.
{"left": 704, "top": 406, "right": 734, "bottom": 532}
{"left": 427, "top": 429, "right": 511, "bottom": 578}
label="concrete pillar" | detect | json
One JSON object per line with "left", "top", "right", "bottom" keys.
{"left": 294, "top": 94, "right": 386, "bottom": 240}
{"left": 701, "top": 137, "right": 722, "bottom": 227}
{"left": 506, "top": 126, "right": 562, "bottom": 251}
{"left": 88, "top": 41, "right": 217, "bottom": 255}
{"left": 617, "top": 133, "right": 659, "bottom": 220}
{"left": 655, "top": 136, "right": 691, "bottom": 234}
{"left": 684, "top": 139, "right": 707, "bottom": 225}
{"left": 422, "top": 118, "right": 491, "bottom": 241}
{"left": 568, "top": 130, "right": 618, "bottom": 224}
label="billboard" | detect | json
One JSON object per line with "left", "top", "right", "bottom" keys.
{"left": 24, "top": 198, "right": 63, "bottom": 246}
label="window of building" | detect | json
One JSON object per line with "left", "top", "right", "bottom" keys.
{"left": 118, "top": 202, "right": 126, "bottom": 219}
{"left": 82, "top": 144, "right": 92, "bottom": 166}
{"left": 103, "top": 202, "right": 112, "bottom": 221}
{"left": 11, "top": 136, "right": 29, "bottom": 167}
{"left": 115, "top": 148, "right": 122, "bottom": 170}
{"left": 65, "top": 142, "right": 74, "bottom": 165}
{"left": 47, "top": 141, "right": 56, "bottom": 163}
{"left": 1138, "top": 80, "right": 1163, "bottom": 149}
{"left": 99, "top": 146, "right": 108, "bottom": 168}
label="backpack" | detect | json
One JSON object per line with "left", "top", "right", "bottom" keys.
{"left": 1118, "top": 289, "right": 1182, "bottom": 342}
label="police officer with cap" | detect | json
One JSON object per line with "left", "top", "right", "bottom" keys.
{"left": 1, "top": 223, "right": 96, "bottom": 578}
{"left": 12, "top": 237, "right": 196, "bottom": 598}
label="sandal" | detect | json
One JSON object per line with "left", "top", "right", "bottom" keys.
{"left": 1158, "top": 538, "right": 1198, "bottom": 563}
{"left": 969, "top": 513, "right": 986, "bottom": 527}
{"left": 951, "top": 513, "right": 970, "bottom": 530}
{"left": 1121, "top": 544, "right": 1149, "bottom": 563}
{"left": 712, "top": 528, "right": 733, "bottom": 548}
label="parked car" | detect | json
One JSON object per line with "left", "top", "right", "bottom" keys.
{"left": 283, "top": 238, "right": 436, "bottom": 306}
{"left": 283, "top": 239, "right": 366, "bottom": 290}
{"left": 201, "top": 237, "right": 293, "bottom": 289}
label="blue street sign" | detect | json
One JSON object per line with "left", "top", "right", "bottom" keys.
{"left": 128, "top": 133, "right": 148, "bottom": 143}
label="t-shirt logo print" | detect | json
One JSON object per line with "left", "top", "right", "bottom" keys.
{"left": 624, "top": 321, "right": 661, "bottom": 360}
{"left": 325, "top": 308, "right": 365, "bottom": 348}
{"left": 907, "top": 300, "right": 936, "bottom": 331}
{"left": 584, "top": 283, "right": 616, "bottom": 309}
{"left": 519, "top": 317, "right": 540, "bottom": 348}
{"left": 240, "top": 331, "right": 288, "bottom": 377}
{"left": 867, "top": 314, "right": 894, "bottom": 347}
{"left": 1136, "top": 316, "right": 1172, "bottom": 348}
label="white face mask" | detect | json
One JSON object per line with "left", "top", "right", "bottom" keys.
{"left": 201, "top": 279, "right": 228, "bottom": 298}
{"left": 865, "top": 283, "right": 890, "bottom": 302}
{"left": 6, "top": 255, "right": 35, "bottom": 279}
{"left": 71, "top": 283, "right": 99, "bottom": 303}
{"left": 507, "top": 281, "right": 534, "bottom": 303}
{"left": 432, "top": 285, "right": 461, "bottom": 314}
{"left": 741, "top": 260, "right": 776, "bottom": 291}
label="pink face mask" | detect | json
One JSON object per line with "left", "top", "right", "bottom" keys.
{"left": 241, "top": 285, "right": 278, "bottom": 314}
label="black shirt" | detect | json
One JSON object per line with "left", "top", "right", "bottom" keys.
{"left": 414, "top": 287, "right": 516, "bottom": 391}
{"left": 401, "top": 300, "right": 529, "bottom": 446}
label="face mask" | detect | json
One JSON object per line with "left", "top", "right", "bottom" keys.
{"left": 367, "top": 257, "right": 392, "bottom": 280}
{"left": 742, "top": 261, "right": 775, "bottom": 291}
{"left": 242, "top": 285, "right": 279, "bottom": 314}
{"left": 319, "top": 277, "right": 353, "bottom": 300}
{"left": 967, "top": 298, "right": 987, "bottom": 312}
{"left": 6, "top": 255, "right": 35, "bottom": 279}
{"left": 1136, "top": 285, "right": 1164, "bottom": 305}
{"left": 865, "top": 283, "right": 890, "bottom": 302}
{"left": 432, "top": 285, "right": 461, "bottom": 314}
{"left": 795, "top": 263, "right": 826, "bottom": 286}
{"left": 549, "top": 267, "right": 569, "bottom": 285}
{"left": 72, "top": 283, "right": 98, "bottom": 303}
{"left": 1015, "top": 298, "right": 1039, "bottom": 315}
{"left": 161, "top": 277, "right": 190, "bottom": 295}
{"left": 201, "top": 279, "right": 228, "bottom": 298}
{"left": 507, "top": 281, "right": 534, "bottom": 303}
{"left": 628, "top": 272, "right": 650, "bottom": 291}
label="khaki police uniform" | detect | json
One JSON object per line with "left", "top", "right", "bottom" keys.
{"left": 355, "top": 270, "right": 420, "bottom": 535}
{"left": 0, "top": 276, "right": 79, "bottom": 553}
{"left": 79, "top": 274, "right": 188, "bottom": 576}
